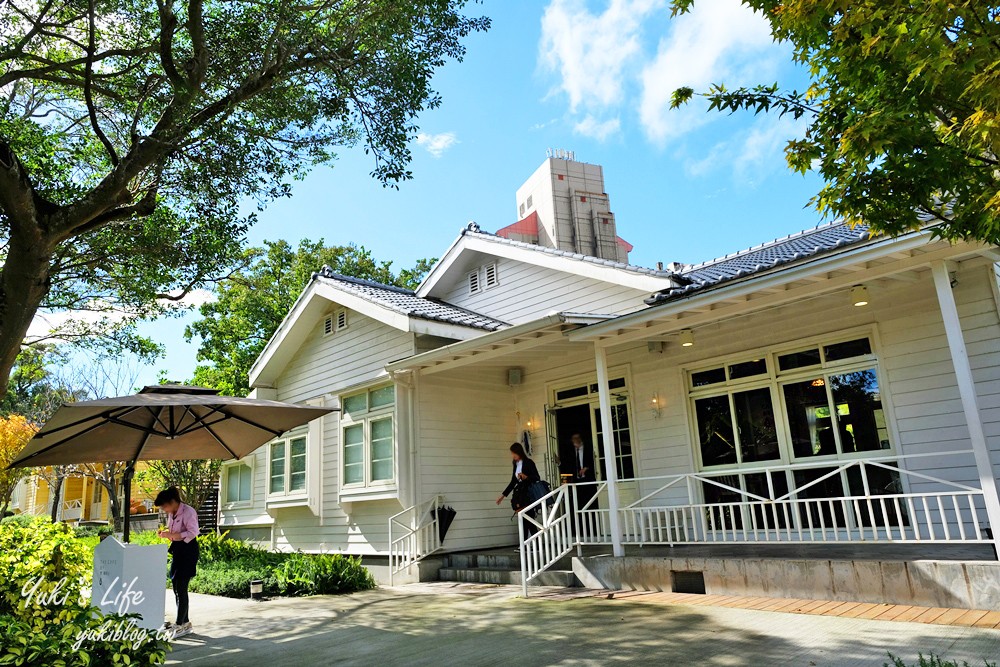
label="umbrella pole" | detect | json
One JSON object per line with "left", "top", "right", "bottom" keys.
{"left": 122, "top": 460, "right": 136, "bottom": 543}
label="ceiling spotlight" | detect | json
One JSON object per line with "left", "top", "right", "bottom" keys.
{"left": 679, "top": 329, "right": 695, "bottom": 347}
{"left": 850, "top": 285, "right": 870, "bottom": 307}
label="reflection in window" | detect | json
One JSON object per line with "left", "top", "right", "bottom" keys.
{"left": 783, "top": 379, "right": 838, "bottom": 458}
{"left": 824, "top": 338, "right": 872, "bottom": 362}
{"left": 596, "top": 403, "right": 635, "bottom": 479}
{"left": 733, "top": 388, "right": 779, "bottom": 463}
{"left": 695, "top": 395, "right": 737, "bottom": 466}
{"left": 778, "top": 348, "right": 821, "bottom": 371}
{"left": 829, "top": 369, "right": 889, "bottom": 453}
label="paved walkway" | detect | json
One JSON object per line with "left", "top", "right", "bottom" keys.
{"left": 165, "top": 584, "right": 1000, "bottom": 666}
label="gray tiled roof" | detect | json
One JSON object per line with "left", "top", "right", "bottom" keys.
{"left": 314, "top": 267, "right": 509, "bottom": 331}
{"left": 646, "top": 221, "right": 873, "bottom": 305}
{"left": 464, "top": 225, "right": 675, "bottom": 278}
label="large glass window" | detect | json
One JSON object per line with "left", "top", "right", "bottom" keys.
{"left": 225, "top": 463, "right": 252, "bottom": 504}
{"left": 269, "top": 435, "right": 307, "bottom": 496}
{"left": 687, "top": 334, "right": 904, "bottom": 531}
{"left": 341, "top": 384, "right": 396, "bottom": 489}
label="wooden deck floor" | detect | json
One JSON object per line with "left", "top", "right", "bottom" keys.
{"left": 528, "top": 588, "right": 1000, "bottom": 630}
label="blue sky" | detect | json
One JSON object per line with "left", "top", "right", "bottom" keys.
{"left": 129, "top": 0, "right": 824, "bottom": 387}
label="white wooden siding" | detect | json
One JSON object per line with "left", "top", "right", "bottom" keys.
{"left": 440, "top": 256, "right": 651, "bottom": 323}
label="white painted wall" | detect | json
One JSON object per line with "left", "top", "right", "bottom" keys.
{"left": 440, "top": 255, "right": 651, "bottom": 324}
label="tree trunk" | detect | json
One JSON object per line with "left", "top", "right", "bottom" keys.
{"left": 0, "top": 219, "right": 54, "bottom": 398}
{"left": 49, "top": 475, "right": 63, "bottom": 522}
{"left": 103, "top": 479, "right": 122, "bottom": 530}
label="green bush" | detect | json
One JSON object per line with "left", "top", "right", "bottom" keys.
{"left": 0, "top": 516, "right": 92, "bottom": 626}
{"left": 0, "top": 610, "right": 170, "bottom": 666}
{"left": 188, "top": 532, "right": 375, "bottom": 598}
{"left": 886, "top": 653, "right": 998, "bottom": 667}
{"left": 0, "top": 514, "right": 42, "bottom": 528}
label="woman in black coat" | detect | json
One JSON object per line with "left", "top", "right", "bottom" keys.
{"left": 496, "top": 442, "right": 541, "bottom": 537}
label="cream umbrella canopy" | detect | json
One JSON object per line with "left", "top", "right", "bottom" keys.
{"left": 7, "top": 384, "right": 336, "bottom": 541}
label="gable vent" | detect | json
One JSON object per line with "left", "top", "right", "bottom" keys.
{"left": 323, "top": 315, "right": 335, "bottom": 336}
{"left": 335, "top": 310, "right": 348, "bottom": 331}
{"left": 484, "top": 263, "right": 499, "bottom": 289}
{"left": 468, "top": 269, "right": 482, "bottom": 295}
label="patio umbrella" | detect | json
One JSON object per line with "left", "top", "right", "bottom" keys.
{"left": 7, "top": 384, "right": 336, "bottom": 541}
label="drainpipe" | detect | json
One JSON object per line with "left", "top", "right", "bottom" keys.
{"left": 593, "top": 342, "right": 625, "bottom": 558}
{"left": 931, "top": 261, "right": 1000, "bottom": 558}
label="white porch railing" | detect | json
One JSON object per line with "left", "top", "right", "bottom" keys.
{"left": 519, "top": 451, "right": 996, "bottom": 596}
{"left": 61, "top": 499, "right": 83, "bottom": 521}
{"left": 388, "top": 495, "right": 444, "bottom": 586}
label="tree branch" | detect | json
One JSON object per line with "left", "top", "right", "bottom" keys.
{"left": 84, "top": 0, "right": 120, "bottom": 166}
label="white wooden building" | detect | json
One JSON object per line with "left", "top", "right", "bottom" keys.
{"left": 220, "top": 158, "right": 1000, "bottom": 597}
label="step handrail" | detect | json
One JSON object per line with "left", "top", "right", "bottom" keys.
{"left": 388, "top": 494, "right": 444, "bottom": 586}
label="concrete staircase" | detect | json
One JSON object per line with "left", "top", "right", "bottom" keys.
{"left": 437, "top": 549, "right": 579, "bottom": 587}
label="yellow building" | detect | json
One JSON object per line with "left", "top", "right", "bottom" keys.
{"left": 9, "top": 467, "right": 155, "bottom": 524}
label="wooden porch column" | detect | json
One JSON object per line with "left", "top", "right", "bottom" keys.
{"left": 593, "top": 342, "right": 624, "bottom": 558}
{"left": 931, "top": 260, "right": 1000, "bottom": 557}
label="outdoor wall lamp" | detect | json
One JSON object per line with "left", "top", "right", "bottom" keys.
{"left": 679, "top": 329, "right": 695, "bottom": 347}
{"left": 651, "top": 394, "right": 662, "bottom": 419}
{"left": 851, "top": 285, "right": 870, "bottom": 307}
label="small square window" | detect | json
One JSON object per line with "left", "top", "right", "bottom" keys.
{"left": 557, "top": 174, "right": 565, "bottom": 181}
{"left": 526, "top": 195, "right": 533, "bottom": 209}
{"left": 580, "top": 196, "right": 587, "bottom": 202}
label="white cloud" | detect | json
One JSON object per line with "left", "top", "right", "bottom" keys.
{"left": 415, "top": 132, "right": 458, "bottom": 158}
{"left": 540, "top": 0, "right": 664, "bottom": 112}
{"left": 685, "top": 114, "right": 805, "bottom": 184}
{"left": 574, "top": 115, "right": 621, "bottom": 141}
{"left": 639, "top": 0, "right": 781, "bottom": 144}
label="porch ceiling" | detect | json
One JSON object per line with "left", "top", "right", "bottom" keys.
{"left": 569, "top": 233, "right": 1000, "bottom": 347}
{"left": 385, "top": 312, "right": 600, "bottom": 376}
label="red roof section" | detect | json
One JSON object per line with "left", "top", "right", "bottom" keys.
{"left": 496, "top": 211, "right": 539, "bottom": 238}
{"left": 617, "top": 236, "right": 634, "bottom": 253}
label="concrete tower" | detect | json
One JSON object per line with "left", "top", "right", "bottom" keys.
{"left": 498, "top": 150, "right": 631, "bottom": 263}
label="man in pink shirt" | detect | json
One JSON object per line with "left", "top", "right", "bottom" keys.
{"left": 155, "top": 487, "right": 200, "bottom": 638}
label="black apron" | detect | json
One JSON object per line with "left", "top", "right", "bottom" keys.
{"left": 168, "top": 538, "right": 199, "bottom": 580}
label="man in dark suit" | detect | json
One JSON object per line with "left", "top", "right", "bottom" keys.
{"left": 563, "top": 433, "right": 598, "bottom": 511}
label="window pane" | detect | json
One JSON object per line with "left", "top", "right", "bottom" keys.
{"left": 556, "top": 385, "right": 588, "bottom": 401}
{"left": 824, "top": 338, "right": 872, "bottom": 362}
{"left": 778, "top": 348, "right": 821, "bottom": 371}
{"left": 369, "top": 386, "right": 395, "bottom": 409}
{"left": 595, "top": 404, "right": 635, "bottom": 480}
{"left": 289, "top": 437, "right": 307, "bottom": 492}
{"left": 733, "top": 387, "right": 779, "bottom": 462}
{"left": 695, "top": 395, "right": 737, "bottom": 466}
{"left": 226, "top": 467, "right": 239, "bottom": 503}
{"left": 370, "top": 417, "right": 394, "bottom": 481}
{"left": 269, "top": 443, "right": 285, "bottom": 493}
{"left": 343, "top": 424, "right": 364, "bottom": 484}
{"left": 829, "top": 369, "right": 890, "bottom": 453}
{"left": 782, "top": 379, "right": 838, "bottom": 458}
{"left": 728, "top": 359, "right": 767, "bottom": 380}
{"left": 238, "top": 465, "right": 251, "bottom": 502}
{"left": 342, "top": 393, "right": 367, "bottom": 415}
{"left": 692, "top": 367, "right": 726, "bottom": 388}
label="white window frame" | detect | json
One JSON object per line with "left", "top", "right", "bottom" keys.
{"left": 340, "top": 384, "right": 397, "bottom": 495}
{"left": 267, "top": 432, "right": 309, "bottom": 500}
{"left": 222, "top": 460, "right": 254, "bottom": 509}
{"left": 686, "top": 327, "right": 899, "bottom": 474}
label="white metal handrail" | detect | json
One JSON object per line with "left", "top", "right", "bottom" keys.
{"left": 518, "top": 450, "right": 996, "bottom": 595}
{"left": 388, "top": 495, "right": 444, "bottom": 586}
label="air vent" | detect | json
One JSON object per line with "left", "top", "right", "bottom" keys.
{"left": 484, "top": 263, "right": 499, "bottom": 289}
{"left": 468, "top": 270, "right": 481, "bottom": 295}
{"left": 323, "top": 315, "right": 334, "bottom": 336}
{"left": 335, "top": 310, "right": 348, "bottom": 331}
{"left": 672, "top": 570, "right": 706, "bottom": 595}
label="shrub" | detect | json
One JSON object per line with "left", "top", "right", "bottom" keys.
{"left": 188, "top": 561, "right": 273, "bottom": 598}
{"left": 0, "top": 610, "right": 170, "bottom": 666}
{"left": 0, "top": 516, "right": 92, "bottom": 626}
{"left": 272, "top": 552, "right": 375, "bottom": 596}
{"left": 0, "top": 513, "right": 42, "bottom": 528}
{"left": 886, "top": 653, "right": 998, "bottom": 667}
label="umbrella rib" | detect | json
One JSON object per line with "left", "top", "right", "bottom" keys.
{"left": 36, "top": 406, "right": 139, "bottom": 438}
{"left": 201, "top": 420, "right": 240, "bottom": 460}
{"left": 215, "top": 408, "right": 295, "bottom": 437}
{"left": 172, "top": 405, "right": 226, "bottom": 437}
{"left": 145, "top": 406, "right": 171, "bottom": 436}
{"left": 11, "top": 418, "right": 115, "bottom": 465}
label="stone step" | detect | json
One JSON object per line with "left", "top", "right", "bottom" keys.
{"left": 438, "top": 566, "right": 578, "bottom": 588}
{"left": 445, "top": 551, "right": 576, "bottom": 571}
